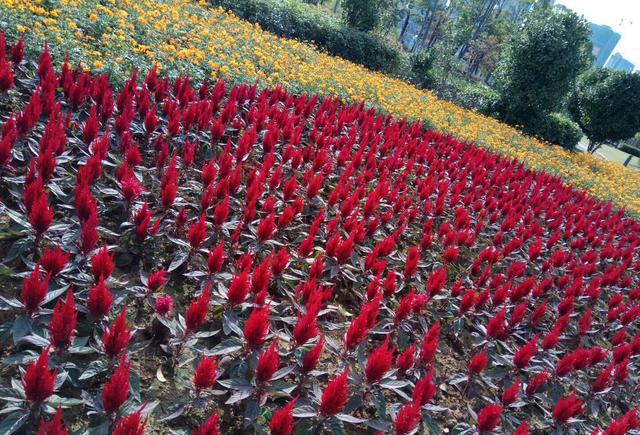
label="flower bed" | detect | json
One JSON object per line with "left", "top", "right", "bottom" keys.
{"left": 0, "top": 0, "right": 638, "bottom": 215}
{"left": 0, "top": 40, "right": 639, "bottom": 434}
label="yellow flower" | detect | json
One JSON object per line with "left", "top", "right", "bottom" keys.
{"left": 89, "top": 12, "right": 97, "bottom": 22}
{"left": 93, "top": 59, "right": 104, "bottom": 69}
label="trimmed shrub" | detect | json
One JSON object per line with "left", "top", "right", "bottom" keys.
{"left": 529, "top": 113, "right": 583, "bottom": 150}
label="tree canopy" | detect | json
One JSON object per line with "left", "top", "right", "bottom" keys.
{"left": 568, "top": 68, "right": 640, "bottom": 151}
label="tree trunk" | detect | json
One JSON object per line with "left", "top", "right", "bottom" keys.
{"left": 333, "top": 0, "right": 340, "bottom": 13}
{"left": 624, "top": 155, "right": 633, "bottom": 167}
{"left": 588, "top": 142, "right": 602, "bottom": 154}
{"left": 399, "top": 10, "right": 411, "bottom": 42}
{"left": 458, "top": 0, "right": 498, "bottom": 60}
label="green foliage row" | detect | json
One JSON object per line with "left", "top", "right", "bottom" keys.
{"left": 529, "top": 112, "right": 584, "bottom": 151}
{"left": 209, "top": 0, "right": 408, "bottom": 76}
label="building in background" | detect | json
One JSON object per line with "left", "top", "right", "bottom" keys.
{"left": 589, "top": 23, "right": 621, "bottom": 67}
{"left": 605, "top": 52, "right": 635, "bottom": 72}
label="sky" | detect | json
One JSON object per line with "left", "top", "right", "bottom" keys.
{"left": 555, "top": 0, "right": 639, "bottom": 70}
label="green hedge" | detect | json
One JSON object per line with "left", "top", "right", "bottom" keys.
{"left": 529, "top": 112, "right": 584, "bottom": 150}
{"left": 211, "top": 0, "right": 407, "bottom": 76}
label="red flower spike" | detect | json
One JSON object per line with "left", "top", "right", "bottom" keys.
{"left": 38, "top": 407, "right": 68, "bottom": 435}
{"left": 207, "top": 242, "right": 225, "bottom": 274}
{"left": 21, "top": 265, "right": 49, "bottom": 315}
{"left": 394, "top": 403, "right": 421, "bottom": 435}
{"left": 293, "top": 309, "right": 319, "bottom": 348}
{"left": 302, "top": 336, "right": 324, "bottom": 373}
{"left": 269, "top": 398, "right": 298, "bottom": 435}
{"left": 39, "top": 245, "right": 70, "bottom": 276}
{"left": 91, "top": 245, "right": 114, "bottom": 281}
{"left": 29, "top": 194, "right": 53, "bottom": 237}
{"left": 49, "top": 290, "right": 77, "bottom": 353}
{"left": 187, "top": 215, "right": 207, "bottom": 251}
{"left": 147, "top": 269, "right": 168, "bottom": 293}
{"left": 23, "top": 347, "right": 56, "bottom": 404}
{"left": 193, "top": 356, "right": 218, "bottom": 392}
{"left": 244, "top": 305, "right": 270, "bottom": 349}
{"left": 477, "top": 403, "right": 502, "bottom": 433}
{"left": 227, "top": 270, "right": 250, "bottom": 307}
{"left": 412, "top": 370, "right": 436, "bottom": 405}
{"left": 194, "top": 413, "right": 220, "bottom": 435}
{"left": 102, "top": 354, "right": 131, "bottom": 414}
{"left": 395, "top": 344, "right": 416, "bottom": 374}
{"left": 552, "top": 391, "right": 583, "bottom": 425}
{"left": 319, "top": 369, "right": 349, "bottom": 416}
{"left": 256, "top": 341, "right": 280, "bottom": 384}
{"left": 365, "top": 337, "right": 394, "bottom": 385}
{"left": 513, "top": 334, "right": 539, "bottom": 370}
{"left": 185, "top": 285, "right": 211, "bottom": 332}
{"left": 502, "top": 378, "right": 521, "bottom": 406}
{"left": 526, "top": 371, "right": 549, "bottom": 395}
{"left": 103, "top": 307, "right": 131, "bottom": 359}
{"left": 87, "top": 277, "right": 113, "bottom": 319}
{"left": 468, "top": 350, "right": 489, "bottom": 375}
{"left": 112, "top": 407, "right": 147, "bottom": 435}
{"left": 514, "top": 421, "right": 529, "bottom": 435}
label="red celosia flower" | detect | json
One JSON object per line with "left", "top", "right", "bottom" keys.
{"left": 103, "top": 307, "right": 131, "bottom": 359}
{"left": 49, "top": 290, "right": 77, "bottom": 352}
{"left": 427, "top": 266, "right": 447, "bottom": 297}
{"left": 38, "top": 407, "right": 68, "bottom": 435}
{"left": 513, "top": 334, "right": 539, "bottom": 370}
{"left": 29, "top": 194, "right": 53, "bottom": 237}
{"left": 256, "top": 341, "right": 280, "bottom": 384}
{"left": 23, "top": 347, "right": 56, "bottom": 404}
{"left": 526, "top": 370, "right": 549, "bottom": 395}
{"left": 552, "top": 392, "right": 583, "bottom": 424}
{"left": 293, "top": 309, "right": 319, "bottom": 347}
{"left": 319, "top": 369, "right": 349, "bottom": 416}
{"left": 302, "top": 336, "right": 324, "bottom": 373}
{"left": 207, "top": 242, "right": 225, "bottom": 274}
{"left": 147, "top": 269, "right": 168, "bottom": 292}
{"left": 591, "top": 364, "right": 613, "bottom": 393}
{"left": 0, "top": 57, "right": 13, "bottom": 92}
{"left": 469, "top": 350, "right": 489, "bottom": 375}
{"left": 187, "top": 215, "right": 207, "bottom": 251}
{"left": 11, "top": 35, "right": 26, "bottom": 65}
{"left": 486, "top": 308, "right": 507, "bottom": 339}
{"left": 91, "top": 245, "right": 114, "bottom": 281}
{"left": 365, "top": 337, "right": 394, "bottom": 384}
{"left": 244, "top": 305, "right": 270, "bottom": 349}
{"left": 502, "top": 378, "right": 521, "bottom": 406}
{"left": 21, "top": 265, "right": 49, "bottom": 315}
{"left": 120, "top": 171, "right": 144, "bottom": 203}
{"left": 412, "top": 370, "right": 436, "bottom": 405}
{"left": 257, "top": 212, "right": 276, "bottom": 242}
{"left": 112, "top": 407, "right": 147, "bottom": 435}
{"left": 443, "top": 245, "right": 459, "bottom": 262}
{"left": 251, "top": 256, "right": 273, "bottom": 295}
{"left": 213, "top": 196, "right": 230, "bottom": 226}
{"left": 514, "top": 421, "right": 529, "bottom": 435}
{"left": 87, "top": 277, "right": 113, "bottom": 319}
{"left": 269, "top": 398, "right": 297, "bottom": 435}
{"left": 395, "top": 344, "right": 416, "bottom": 374}
{"left": 185, "top": 285, "right": 211, "bottom": 332}
{"left": 344, "top": 313, "right": 370, "bottom": 353}
{"left": 394, "top": 403, "right": 421, "bottom": 435}
{"left": 102, "top": 354, "right": 131, "bottom": 414}
{"left": 193, "top": 356, "right": 218, "bottom": 392}
{"left": 477, "top": 403, "right": 502, "bottom": 433}
{"left": 194, "top": 413, "right": 220, "bottom": 435}
{"left": 272, "top": 248, "right": 289, "bottom": 275}
{"left": 39, "top": 245, "right": 70, "bottom": 276}
{"left": 155, "top": 296, "right": 173, "bottom": 317}
{"left": 227, "top": 270, "right": 250, "bottom": 306}
{"left": 404, "top": 246, "right": 420, "bottom": 279}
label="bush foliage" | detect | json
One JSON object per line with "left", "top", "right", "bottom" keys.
{"left": 210, "top": 0, "right": 406, "bottom": 76}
